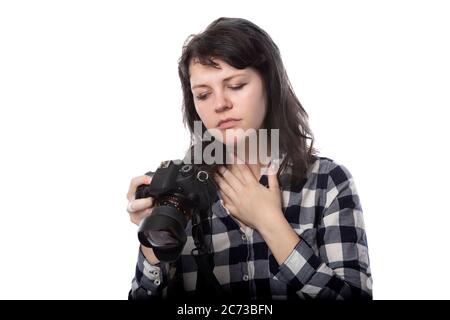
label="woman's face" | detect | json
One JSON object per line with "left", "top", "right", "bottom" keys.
{"left": 189, "top": 58, "right": 267, "bottom": 146}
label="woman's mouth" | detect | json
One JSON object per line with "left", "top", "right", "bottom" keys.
{"left": 218, "top": 119, "right": 241, "bottom": 129}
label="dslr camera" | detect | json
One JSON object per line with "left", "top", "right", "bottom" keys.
{"left": 135, "top": 160, "right": 217, "bottom": 262}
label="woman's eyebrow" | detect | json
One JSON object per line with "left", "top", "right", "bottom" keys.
{"left": 191, "top": 73, "right": 248, "bottom": 90}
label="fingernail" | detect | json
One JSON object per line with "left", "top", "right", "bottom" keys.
{"left": 268, "top": 163, "right": 278, "bottom": 174}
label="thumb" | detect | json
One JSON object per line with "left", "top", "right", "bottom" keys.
{"left": 267, "top": 163, "right": 280, "bottom": 191}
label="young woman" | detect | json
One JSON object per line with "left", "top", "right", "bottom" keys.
{"left": 126, "top": 17, "right": 372, "bottom": 300}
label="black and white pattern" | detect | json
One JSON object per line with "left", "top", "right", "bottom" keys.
{"left": 129, "top": 156, "right": 372, "bottom": 300}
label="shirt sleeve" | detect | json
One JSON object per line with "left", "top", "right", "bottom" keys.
{"left": 128, "top": 246, "right": 170, "bottom": 300}
{"left": 275, "top": 161, "right": 373, "bottom": 299}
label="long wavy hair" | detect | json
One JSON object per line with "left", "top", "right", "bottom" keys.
{"left": 178, "top": 17, "right": 318, "bottom": 186}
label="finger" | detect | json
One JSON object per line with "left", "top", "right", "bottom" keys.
{"left": 219, "top": 191, "right": 237, "bottom": 215}
{"left": 130, "top": 208, "right": 153, "bottom": 226}
{"left": 234, "top": 162, "right": 258, "bottom": 184}
{"left": 225, "top": 152, "right": 251, "bottom": 181}
{"left": 127, "top": 197, "right": 154, "bottom": 213}
{"left": 228, "top": 163, "right": 245, "bottom": 184}
{"left": 267, "top": 163, "right": 280, "bottom": 191}
{"left": 218, "top": 166, "right": 243, "bottom": 193}
{"left": 127, "top": 175, "right": 152, "bottom": 201}
{"left": 219, "top": 189, "right": 232, "bottom": 205}
{"left": 214, "top": 172, "right": 237, "bottom": 200}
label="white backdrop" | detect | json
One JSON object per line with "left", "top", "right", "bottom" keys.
{"left": 1, "top": 0, "right": 449, "bottom": 299}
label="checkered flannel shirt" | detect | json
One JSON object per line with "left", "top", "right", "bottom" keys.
{"left": 129, "top": 156, "right": 372, "bottom": 300}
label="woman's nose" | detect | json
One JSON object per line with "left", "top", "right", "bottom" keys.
{"left": 214, "top": 91, "right": 232, "bottom": 112}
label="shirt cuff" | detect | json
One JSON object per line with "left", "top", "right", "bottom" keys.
{"left": 275, "top": 237, "right": 323, "bottom": 288}
{"left": 137, "top": 246, "right": 165, "bottom": 290}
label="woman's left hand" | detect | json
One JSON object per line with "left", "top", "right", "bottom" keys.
{"left": 213, "top": 160, "right": 284, "bottom": 231}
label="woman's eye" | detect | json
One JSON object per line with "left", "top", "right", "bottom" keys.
{"left": 229, "top": 84, "right": 246, "bottom": 90}
{"left": 196, "top": 93, "right": 210, "bottom": 101}
{"left": 195, "top": 84, "right": 246, "bottom": 100}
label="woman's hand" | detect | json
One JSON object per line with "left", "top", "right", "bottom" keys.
{"left": 213, "top": 161, "right": 284, "bottom": 231}
{"left": 126, "top": 174, "right": 160, "bottom": 265}
{"left": 126, "top": 175, "right": 154, "bottom": 226}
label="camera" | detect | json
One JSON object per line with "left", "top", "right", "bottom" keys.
{"left": 135, "top": 159, "right": 217, "bottom": 262}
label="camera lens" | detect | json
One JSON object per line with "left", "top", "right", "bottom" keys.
{"left": 146, "top": 230, "right": 179, "bottom": 247}
{"left": 137, "top": 198, "right": 189, "bottom": 262}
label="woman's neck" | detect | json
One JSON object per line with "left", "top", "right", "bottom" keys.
{"left": 228, "top": 141, "right": 272, "bottom": 180}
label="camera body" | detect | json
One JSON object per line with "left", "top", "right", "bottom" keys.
{"left": 135, "top": 159, "right": 217, "bottom": 262}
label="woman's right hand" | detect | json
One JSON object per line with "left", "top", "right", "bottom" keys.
{"left": 126, "top": 175, "right": 154, "bottom": 226}
{"left": 127, "top": 174, "right": 161, "bottom": 265}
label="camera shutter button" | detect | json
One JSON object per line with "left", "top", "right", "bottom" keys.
{"left": 180, "top": 164, "right": 193, "bottom": 175}
{"left": 197, "top": 171, "right": 209, "bottom": 182}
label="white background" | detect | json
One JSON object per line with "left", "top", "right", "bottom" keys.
{"left": 1, "top": 0, "right": 449, "bottom": 299}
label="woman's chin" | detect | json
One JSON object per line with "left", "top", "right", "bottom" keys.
{"left": 208, "top": 128, "right": 246, "bottom": 145}
{"left": 221, "top": 133, "right": 247, "bottom": 147}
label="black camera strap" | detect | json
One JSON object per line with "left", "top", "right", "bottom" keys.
{"left": 193, "top": 252, "right": 224, "bottom": 299}
{"left": 191, "top": 209, "right": 227, "bottom": 300}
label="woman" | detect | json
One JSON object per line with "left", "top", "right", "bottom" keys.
{"left": 127, "top": 17, "right": 372, "bottom": 300}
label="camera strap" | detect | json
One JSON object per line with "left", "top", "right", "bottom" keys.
{"left": 191, "top": 210, "right": 227, "bottom": 300}
{"left": 193, "top": 252, "right": 225, "bottom": 299}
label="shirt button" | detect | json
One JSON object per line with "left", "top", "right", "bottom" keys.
{"left": 243, "top": 275, "right": 249, "bottom": 281}
{"left": 241, "top": 234, "right": 247, "bottom": 241}
{"left": 152, "top": 270, "right": 159, "bottom": 277}
{"left": 154, "top": 279, "right": 161, "bottom": 286}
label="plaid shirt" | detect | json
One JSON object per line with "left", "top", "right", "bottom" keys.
{"left": 129, "top": 156, "right": 372, "bottom": 300}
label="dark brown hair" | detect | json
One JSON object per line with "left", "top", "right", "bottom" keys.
{"left": 178, "top": 17, "right": 318, "bottom": 186}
